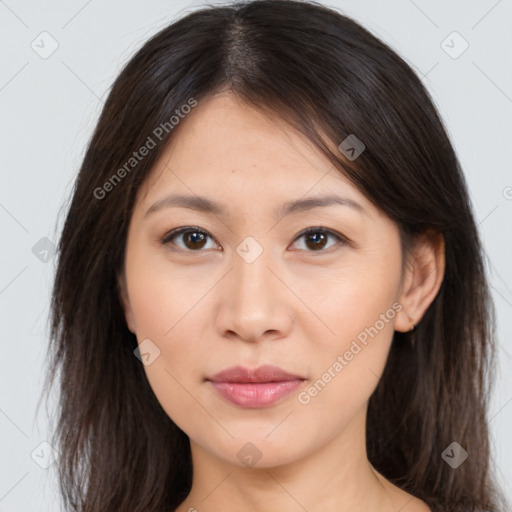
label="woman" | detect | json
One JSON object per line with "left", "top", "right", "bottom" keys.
{"left": 46, "top": 0, "right": 507, "bottom": 510}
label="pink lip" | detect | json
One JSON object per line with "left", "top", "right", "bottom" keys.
{"left": 207, "top": 365, "right": 305, "bottom": 408}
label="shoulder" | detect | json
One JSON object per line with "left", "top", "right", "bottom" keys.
{"left": 373, "top": 469, "right": 431, "bottom": 511}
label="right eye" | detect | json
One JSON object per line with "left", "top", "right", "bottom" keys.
{"left": 160, "top": 226, "right": 219, "bottom": 252}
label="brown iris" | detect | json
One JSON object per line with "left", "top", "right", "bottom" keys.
{"left": 304, "top": 232, "right": 328, "bottom": 251}
{"left": 183, "top": 231, "right": 208, "bottom": 250}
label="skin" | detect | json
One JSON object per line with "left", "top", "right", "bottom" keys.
{"left": 119, "top": 91, "right": 445, "bottom": 512}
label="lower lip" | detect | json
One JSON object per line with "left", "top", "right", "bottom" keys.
{"left": 209, "top": 379, "right": 304, "bottom": 408}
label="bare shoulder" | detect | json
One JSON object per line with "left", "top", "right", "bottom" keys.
{"left": 401, "top": 497, "right": 432, "bottom": 512}
{"left": 387, "top": 485, "right": 431, "bottom": 511}
{"left": 389, "top": 488, "right": 431, "bottom": 511}
{"left": 374, "top": 470, "right": 432, "bottom": 511}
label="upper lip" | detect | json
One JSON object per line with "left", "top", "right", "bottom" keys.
{"left": 207, "top": 365, "right": 304, "bottom": 383}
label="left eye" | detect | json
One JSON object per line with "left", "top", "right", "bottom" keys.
{"left": 161, "top": 226, "right": 347, "bottom": 252}
{"left": 292, "top": 227, "right": 346, "bottom": 252}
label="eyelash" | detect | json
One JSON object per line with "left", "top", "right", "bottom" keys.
{"left": 160, "top": 226, "right": 348, "bottom": 253}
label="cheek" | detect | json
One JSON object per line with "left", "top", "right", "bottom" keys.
{"left": 124, "top": 243, "right": 215, "bottom": 423}
{"left": 295, "top": 248, "right": 402, "bottom": 409}
{"left": 125, "top": 239, "right": 209, "bottom": 339}
{"left": 127, "top": 274, "right": 210, "bottom": 435}
{"left": 127, "top": 264, "right": 209, "bottom": 376}
{"left": 295, "top": 297, "right": 398, "bottom": 437}
{"left": 303, "top": 254, "right": 402, "bottom": 352}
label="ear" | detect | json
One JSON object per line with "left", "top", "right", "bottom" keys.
{"left": 394, "top": 229, "right": 445, "bottom": 332}
{"left": 117, "top": 270, "right": 137, "bottom": 334}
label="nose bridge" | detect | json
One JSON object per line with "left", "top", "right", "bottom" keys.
{"left": 232, "top": 238, "right": 278, "bottom": 310}
{"left": 216, "top": 235, "right": 292, "bottom": 341}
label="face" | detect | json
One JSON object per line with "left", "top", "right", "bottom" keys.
{"left": 120, "top": 91, "right": 412, "bottom": 468}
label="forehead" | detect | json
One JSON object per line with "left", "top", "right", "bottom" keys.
{"left": 134, "top": 91, "right": 372, "bottom": 217}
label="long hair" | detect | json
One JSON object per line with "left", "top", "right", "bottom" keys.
{"left": 45, "top": 1, "right": 506, "bottom": 510}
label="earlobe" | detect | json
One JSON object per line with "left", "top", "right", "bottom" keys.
{"left": 394, "top": 230, "right": 445, "bottom": 333}
{"left": 116, "top": 271, "right": 137, "bottom": 334}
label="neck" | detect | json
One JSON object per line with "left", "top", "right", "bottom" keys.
{"left": 174, "top": 408, "right": 403, "bottom": 512}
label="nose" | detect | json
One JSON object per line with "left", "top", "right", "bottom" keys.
{"left": 215, "top": 247, "right": 293, "bottom": 343}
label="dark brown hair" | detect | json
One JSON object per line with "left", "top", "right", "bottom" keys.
{"left": 45, "top": 1, "right": 506, "bottom": 510}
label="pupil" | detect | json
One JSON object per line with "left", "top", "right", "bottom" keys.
{"left": 307, "top": 232, "right": 326, "bottom": 250}
{"left": 185, "top": 232, "right": 206, "bottom": 249}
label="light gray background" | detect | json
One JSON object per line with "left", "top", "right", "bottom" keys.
{"left": 1, "top": 0, "right": 511, "bottom": 510}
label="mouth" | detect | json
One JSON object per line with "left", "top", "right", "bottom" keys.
{"left": 206, "top": 365, "right": 306, "bottom": 408}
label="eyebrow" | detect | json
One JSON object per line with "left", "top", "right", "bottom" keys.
{"left": 143, "top": 193, "right": 365, "bottom": 219}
